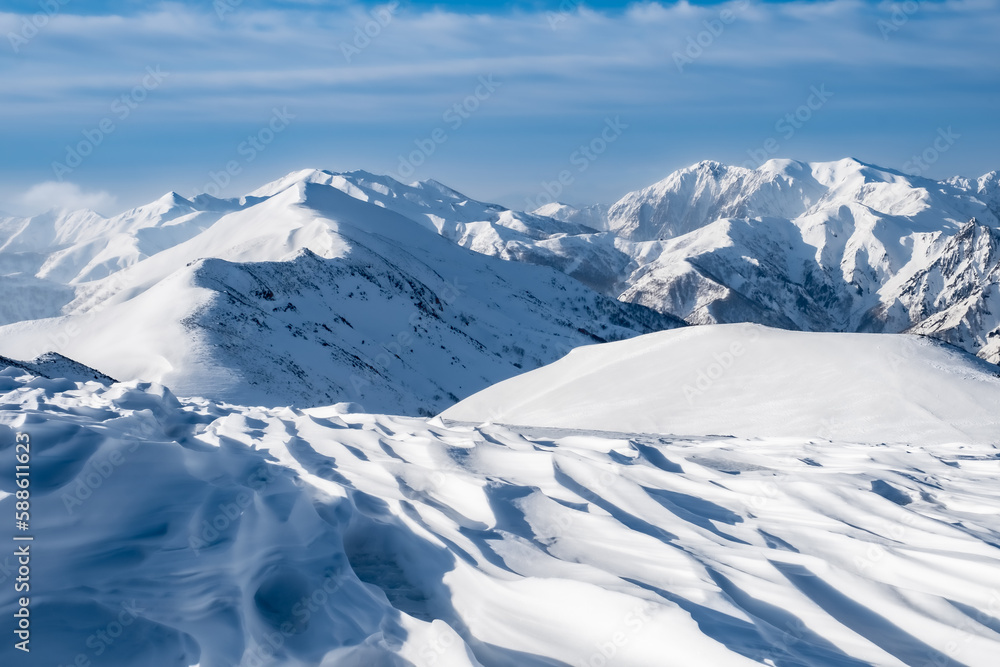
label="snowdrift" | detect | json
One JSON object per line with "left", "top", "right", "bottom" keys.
{"left": 3, "top": 367, "right": 1000, "bottom": 666}
{"left": 442, "top": 324, "right": 1000, "bottom": 444}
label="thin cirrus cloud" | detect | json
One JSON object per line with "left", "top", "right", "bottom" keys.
{"left": 0, "top": 0, "right": 997, "bottom": 215}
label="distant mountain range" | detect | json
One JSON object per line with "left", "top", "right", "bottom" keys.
{"left": 533, "top": 159, "right": 1000, "bottom": 364}
{"left": 0, "top": 171, "right": 679, "bottom": 414}
{"left": 1, "top": 157, "right": 997, "bottom": 413}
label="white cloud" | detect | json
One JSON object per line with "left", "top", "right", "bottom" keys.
{"left": 1, "top": 1, "right": 997, "bottom": 204}
{"left": 2, "top": 0, "right": 997, "bottom": 124}
{"left": 18, "top": 182, "right": 117, "bottom": 215}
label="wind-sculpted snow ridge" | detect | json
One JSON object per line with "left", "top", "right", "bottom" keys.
{"left": 3, "top": 367, "right": 1000, "bottom": 666}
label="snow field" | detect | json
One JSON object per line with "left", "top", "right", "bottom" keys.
{"left": 1, "top": 366, "right": 999, "bottom": 666}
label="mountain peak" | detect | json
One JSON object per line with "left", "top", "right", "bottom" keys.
{"left": 158, "top": 191, "right": 193, "bottom": 206}
{"left": 689, "top": 159, "right": 727, "bottom": 171}
{"left": 246, "top": 168, "right": 337, "bottom": 199}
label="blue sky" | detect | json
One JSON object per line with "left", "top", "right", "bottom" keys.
{"left": 1, "top": 0, "right": 998, "bottom": 216}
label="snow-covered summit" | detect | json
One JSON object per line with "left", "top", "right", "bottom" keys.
{"left": 605, "top": 158, "right": 992, "bottom": 242}
{"left": 0, "top": 171, "right": 679, "bottom": 413}
{"left": 494, "top": 159, "right": 1000, "bottom": 364}
{"left": 2, "top": 158, "right": 999, "bottom": 416}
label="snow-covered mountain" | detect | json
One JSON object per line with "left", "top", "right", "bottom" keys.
{"left": 4, "top": 162, "right": 1000, "bottom": 666}
{"left": 3, "top": 157, "right": 999, "bottom": 417}
{"left": 532, "top": 201, "right": 610, "bottom": 231}
{"left": 0, "top": 195, "right": 234, "bottom": 325}
{"left": 0, "top": 172, "right": 679, "bottom": 414}
{"left": 450, "top": 159, "right": 1000, "bottom": 365}
{"left": 604, "top": 160, "right": 1000, "bottom": 365}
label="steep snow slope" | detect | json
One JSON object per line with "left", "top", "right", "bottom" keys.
{"left": 880, "top": 220, "right": 1000, "bottom": 364}
{"left": 4, "top": 366, "right": 1000, "bottom": 666}
{"left": 443, "top": 324, "right": 1000, "bottom": 445}
{"left": 0, "top": 176, "right": 679, "bottom": 414}
{"left": 605, "top": 160, "right": 1000, "bottom": 365}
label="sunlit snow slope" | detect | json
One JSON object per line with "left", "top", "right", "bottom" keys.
{"left": 0, "top": 173, "right": 678, "bottom": 414}
{"left": 443, "top": 324, "right": 1000, "bottom": 444}
{"left": 2, "top": 365, "right": 1000, "bottom": 666}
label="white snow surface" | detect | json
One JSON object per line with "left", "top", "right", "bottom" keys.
{"left": 2, "top": 365, "right": 1000, "bottom": 666}
{"left": 3, "top": 162, "right": 1000, "bottom": 667}
{"left": 444, "top": 324, "right": 1000, "bottom": 445}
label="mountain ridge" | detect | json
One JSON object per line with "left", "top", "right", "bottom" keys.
{"left": 2, "top": 156, "right": 998, "bottom": 415}
{"left": 0, "top": 171, "right": 680, "bottom": 413}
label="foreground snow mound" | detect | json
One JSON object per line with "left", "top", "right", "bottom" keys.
{"left": 443, "top": 324, "right": 1000, "bottom": 444}
{"left": 3, "top": 369, "right": 1000, "bottom": 666}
